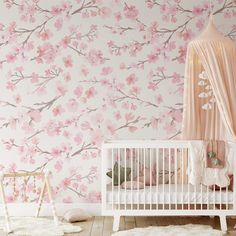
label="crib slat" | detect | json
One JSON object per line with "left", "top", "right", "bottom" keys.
{"left": 118, "top": 148, "right": 120, "bottom": 210}
{"left": 181, "top": 148, "right": 184, "bottom": 210}
{"left": 207, "top": 183, "right": 209, "bottom": 210}
{"left": 220, "top": 187, "right": 222, "bottom": 210}
{"left": 175, "top": 148, "right": 177, "bottom": 210}
{"left": 144, "top": 148, "right": 146, "bottom": 210}
{"left": 168, "top": 148, "right": 171, "bottom": 210}
{"left": 124, "top": 148, "right": 127, "bottom": 210}
{"left": 150, "top": 148, "right": 152, "bottom": 210}
{"left": 137, "top": 148, "right": 140, "bottom": 210}
{"left": 156, "top": 148, "right": 159, "bottom": 210}
{"left": 214, "top": 184, "right": 216, "bottom": 210}
{"left": 201, "top": 184, "right": 203, "bottom": 210}
{"left": 162, "top": 148, "right": 165, "bottom": 210}
{"left": 112, "top": 149, "right": 114, "bottom": 210}
{"left": 131, "top": 148, "right": 133, "bottom": 210}
{"left": 187, "top": 151, "right": 190, "bottom": 210}
{"left": 226, "top": 185, "right": 228, "bottom": 210}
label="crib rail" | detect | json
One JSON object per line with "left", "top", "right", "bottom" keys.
{"left": 102, "top": 140, "right": 236, "bottom": 216}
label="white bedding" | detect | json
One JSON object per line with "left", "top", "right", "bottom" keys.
{"left": 107, "top": 184, "right": 233, "bottom": 204}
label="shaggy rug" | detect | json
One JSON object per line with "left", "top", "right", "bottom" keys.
{"left": 112, "top": 224, "right": 225, "bottom": 236}
{"left": 0, "top": 217, "right": 82, "bottom": 236}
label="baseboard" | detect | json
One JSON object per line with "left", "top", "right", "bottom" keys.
{"left": 0, "top": 203, "right": 101, "bottom": 216}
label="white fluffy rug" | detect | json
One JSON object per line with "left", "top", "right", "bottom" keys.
{"left": 112, "top": 224, "right": 225, "bottom": 236}
{"left": 0, "top": 217, "right": 82, "bottom": 236}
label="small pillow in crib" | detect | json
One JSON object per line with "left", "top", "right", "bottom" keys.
{"left": 63, "top": 208, "right": 92, "bottom": 223}
{"left": 121, "top": 181, "right": 144, "bottom": 189}
{"left": 106, "top": 162, "right": 131, "bottom": 186}
{"left": 135, "top": 168, "right": 156, "bottom": 186}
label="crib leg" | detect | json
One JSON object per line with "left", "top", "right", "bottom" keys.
{"left": 219, "top": 215, "right": 227, "bottom": 232}
{"left": 113, "top": 215, "right": 120, "bottom": 232}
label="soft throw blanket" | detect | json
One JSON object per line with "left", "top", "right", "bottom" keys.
{"left": 188, "top": 141, "right": 230, "bottom": 187}
{"left": 206, "top": 140, "right": 225, "bottom": 168}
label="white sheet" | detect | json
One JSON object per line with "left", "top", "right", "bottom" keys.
{"left": 107, "top": 184, "right": 233, "bottom": 204}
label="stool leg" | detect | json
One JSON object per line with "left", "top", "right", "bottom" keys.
{"left": 35, "top": 179, "right": 46, "bottom": 217}
{"left": 45, "top": 174, "right": 59, "bottom": 226}
{"left": 0, "top": 175, "right": 12, "bottom": 233}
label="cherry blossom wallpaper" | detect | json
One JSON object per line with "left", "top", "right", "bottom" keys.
{"left": 0, "top": 0, "right": 235, "bottom": 204}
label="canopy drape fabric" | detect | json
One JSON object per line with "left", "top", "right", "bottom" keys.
{"left": 182, "top": 16, "right": 236, "bottom": 141}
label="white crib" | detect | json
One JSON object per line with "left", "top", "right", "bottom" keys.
{"left": 101, "top": 140, "right": 236, "bottom": 232}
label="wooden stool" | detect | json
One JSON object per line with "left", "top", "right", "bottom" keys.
{"left": 0, "top": 171, "right": 59, "bottom": 233}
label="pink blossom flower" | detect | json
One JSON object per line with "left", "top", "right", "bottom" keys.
{"left": 56, "top": 81, "right": 67, "bottom": 96}
{"left": 147, "top": 53, "right": 158, "bottom": 63}
{"left": 130, "top": 86, "right": 141, "bottom": 95}
{"left": 14, "top": 94, "right": 21, "bottom": 104}
{"left": 128, "top": 126, "right": 137, "bottom": 132}
{"left": 63, "top": 73, "right": 71, "bottom": 82}
{"left": 124, "top": 4, "right": 139, "bottom": 20}
{"left": 87, "top": 191, "right": 101, "bottom": 203}
{"left": 45, "top": 120, "right": 61, "bottom": 136}
{"left": 6, "top": 196, "right": 14, "bottom": 203}
{"left": 51, "top": 5, "right": 61, "bottom": 16}
{"left": 170, "top": 110, "right": 182, "bottom": 122}
{"left": 66, "top": 99, "right": 78, "bottom": 112}
{"left": 192, "top": 6, "right": 203, "bottom": 16}
{"left": 164, "top": 122, "right": 176, "bottom": 134}
{"left": 101, "top": 66, "right": 113, "bottom": 75}
{"left": 196, "top": 18, "right": 205, "bottom": 31}
{"left": 86, "top": 49, "right": 105, "bottom": 66}
{"left": 74, "top": 86, "right": 83, "bottom": 98}
{"left": 36, "top": 43, "right": 58, "bottom": 64}
{"left": 63, "top": 55, "right": 73, "bottom": 67}
{"left": 155, "top": 94, "right": 163, "bottom": 105}
{"left": 90, "top": 129, "right": 103, "bottom": 145}
{"left": 182, "top": 29, "right": 194, "bottom": 41}
{"left": 52, "top": 105, "right": 65, "bottom": 116}
{"left": 40, "top": 29, "right": 53, "bottom": 41}
{"left": 54, "top": 18, "right": 63, "bottom": 30}
{"left": 6, "top": 82, "right": 16, "bottom": 91}
{"left": 63, "top": 130, "right": 71, "bottom": 138}
{"left": 114, "top": 111, "right": 121, "bottom": 120}
{"left": 6, "top": 53, "right": 16, "bottom": 63}
{"left": 114, "top": 12, "right": 122, "bottom": 21}
{"left": 74, "top": 133, "right": 83, "bottom": 145}
{"left": 61, "top": 178, "right": 71, "bottom": 190}
{"left": 31, "top": 73, "right": 39, "bottom": 83}
{"left": 28, "top": 110, "right": 41, "bottom": 122}
{"left": 126, "top": 73, "right": 138, "bottom": 85}
{"left": 172, "top": 72, "right": 181, "bottom": 83}
{"left": 106, "top": 121, "right": 115, "bottom": 135}
{"left": 148, "top": 82, "right": 157, "bottom": 91}
{"left": 21, "top": 122, "right": 34, "bottom": 134}
{"left": 125, "top": 112, "right": 134, "bottom": 122}
{"left": 99, "top": 7, "right": 112, "bottom": 18}
{"left": 60, "top": 36, "right": 71, "bottom": 48}
{"left": 85, "top": 87, "right": 97, "bottom": 98}
{"left": 62, "top": 196, "right": 72, "bottom": 203}
{"left": 54, "top": 160, "right": 63, "bottom": 172}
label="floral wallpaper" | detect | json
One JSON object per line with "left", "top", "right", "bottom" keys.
{"left": 0, "top": 0, "right": 235, "bottom": 204}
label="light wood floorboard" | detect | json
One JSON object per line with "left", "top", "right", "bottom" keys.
{"left": 0, "top": 216, "right": 236, "bottom": 235}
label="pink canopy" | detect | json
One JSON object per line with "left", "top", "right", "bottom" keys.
{"left": 182, "top": 16, "right": 236, "bottom": 141}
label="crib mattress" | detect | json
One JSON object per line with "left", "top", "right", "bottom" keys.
{"left": 106, "top": 184, "right": 233, "bottom": 204}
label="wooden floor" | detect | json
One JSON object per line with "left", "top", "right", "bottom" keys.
{"left": 70, "top": 216, "right": 236, "bottom": 236}
{"left": 1, "top": 216, "right": 236, "bottom": 235}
